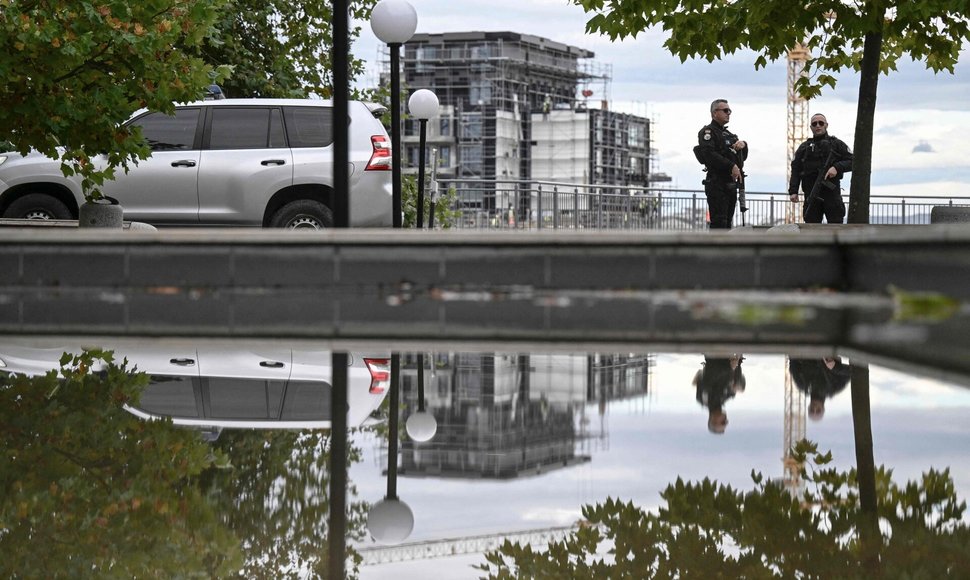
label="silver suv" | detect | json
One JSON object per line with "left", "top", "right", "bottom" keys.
{"left": 0, "top": 99, "right": 393, "bottom": 228}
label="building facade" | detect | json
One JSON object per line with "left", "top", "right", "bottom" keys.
{"left": 395, "top": 31, "right": 664, "bottom": 203}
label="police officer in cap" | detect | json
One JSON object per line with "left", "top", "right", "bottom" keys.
{"left": 696, "top": 99, "right": 748, "bottom": 229}
{"left": 789, "top": 113, "right": 853, "bottom": 223}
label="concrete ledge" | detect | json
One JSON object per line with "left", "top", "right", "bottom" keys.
{"left": 0, "top": 218, "right": 157, "bottom": 231}
{"left": 2, "top": 226, "right": 967, "bottom": 299}
{"left": 930, "top": 206, "right": 970, "bottom": 224}
{"left": 1, "top": 226, "right": 968, "bottom": 384}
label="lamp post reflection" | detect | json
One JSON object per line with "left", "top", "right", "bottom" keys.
{"left": 370, "top": 0, "right": 417, "bottom": 228}
{"left": 406, "top": 352, "right": 437, "bottom": 442}
{"left": 366, "top": 353, "right": 414, "bottom": 544}
{"left": 328, "top": 352, "right": 350, "bottom": 577}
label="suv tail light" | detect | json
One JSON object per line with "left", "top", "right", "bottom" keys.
{"left": 363, "top": 357, "right": 391, "bottom": 394}
{"left": 365, "top": 135, "right": 392, "bottom": 171}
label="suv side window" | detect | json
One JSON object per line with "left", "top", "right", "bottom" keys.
{"left": 135, "top": 108, "right": 201, "bottom": 151}
{"left": 208, "top": 107, "right": 286, "bottom": 150}
{"left": 283, "top": 106, "right": 334, "bottom": 148}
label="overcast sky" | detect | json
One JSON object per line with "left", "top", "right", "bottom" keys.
{"left": 353, "top": 0, "right": 970, "bottom": 197}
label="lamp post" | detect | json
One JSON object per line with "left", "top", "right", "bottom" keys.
{"left": 407, "top": 89, "right": 439, "bottom": 228}
{"left": 371, "top": 0, "right": 417, "bottom": 229}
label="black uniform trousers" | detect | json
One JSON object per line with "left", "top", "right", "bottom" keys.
{"left": 803, "top": 187, "right": 846, "bottom": 224}
{"left": 704, "top": 177, "right": 737, "bottom": 229}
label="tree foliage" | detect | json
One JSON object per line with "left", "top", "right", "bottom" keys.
{"left": 478, "top": 440, "right": 970, "bottom": 578}
{"left": 0, "top": 0, "right": 231, "bottom": 201}
{"left": 572, "top": 0, "right": 970, "bottom": 222}
{"left": 197, "top": 0, "right": 377, "bottom": 99}
{"left": 574, "top": 0, "right": 968, "bottom": 97}
{"left": 402, "top": 173, "right": 462, "bottom": 229}
{"left": 0, "top": 350, "right": 241, "bottom": 578}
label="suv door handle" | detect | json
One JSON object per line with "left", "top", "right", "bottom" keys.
{"left": 261, "top": 159, "right": 286, "bottom": 166}
{"left": 170, "top": 358, "right": 196, "bottom": 366}
{"left": 171, "top": 160, "right": 197, "bottom": 167}
{"left": 259, "top": 361, "right": 286, "bottom": 369}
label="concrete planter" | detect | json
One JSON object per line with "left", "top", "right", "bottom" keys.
{"left": 79, "top": 196, "right": 124, "bottom": 228}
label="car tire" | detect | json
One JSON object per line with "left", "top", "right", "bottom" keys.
{"left": 5, "top": 193, "right": 73, "bottom": 220}
{"left": 269, "top": 200, "right": 334, "bottom": 229}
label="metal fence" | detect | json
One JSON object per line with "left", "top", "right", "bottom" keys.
{"left": 435, "top": 179, "right": 970, "bottom": 230}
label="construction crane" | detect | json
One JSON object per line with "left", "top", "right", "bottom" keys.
{"left": 782, "top": 356, "right": 807, "bottom": 496}
{"left": 783, "top": 45, "right": 811, "bottom": 496}
{"left": 786, "top": 43, "right": 811, "bottom": 225}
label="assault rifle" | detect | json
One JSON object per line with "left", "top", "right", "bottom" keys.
{"left": 738, "top": 172, "right": 748, "bottom": 226}
{"left": 804, "top": 147, "right": 836, "bottom": 213}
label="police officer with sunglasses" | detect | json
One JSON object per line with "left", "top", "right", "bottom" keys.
{"left": 696, "top": 99, "right": 748, "bottom": 229}
{"left": 788, "top": 114, "right": 853, "bottom": 223}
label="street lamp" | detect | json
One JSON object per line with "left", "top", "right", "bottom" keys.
{"left": 407, "top": 89, "right": 439, "bottom": 228}
{"left": 371, "top": 0, "right": 417, "bottom": 229}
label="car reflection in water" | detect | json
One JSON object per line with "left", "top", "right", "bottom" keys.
{"left": 0, "top": 341, "right": 391, "bottom": 438}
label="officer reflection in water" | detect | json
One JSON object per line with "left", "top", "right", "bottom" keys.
{"left": 789, "top": 356, "right": 851, "bottom": 421}
{"left": 788, "top": 113, "right": 853, "bottom": 224}
{"left": 696, "top": 99, "right": 748, "bottom": 229}
{"left": 694, "top": 354, "right": 746, "bottom": 434}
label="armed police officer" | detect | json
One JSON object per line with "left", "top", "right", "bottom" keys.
{"left": 695, "top": 99, "right": 748, "bottom": 229}
{"left": 789, "top": 113, "right": 853, "bottom": 223}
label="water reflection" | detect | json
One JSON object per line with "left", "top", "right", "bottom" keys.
{"left": 790, "top": 356, "right": 851, "bottom": 421}
{"left": 0, "top": 351, "right": 242, "bottom": 578}
{"left": 356, "top": 351, "right": 970, "bottom": 577}
{"left": 693, "top": 354, "right": 745, "bottom": 434}
{"left": 0, "top": 341, "right": 390, "bottom": 432}
{"left": 3, "top": 342, "right": 969, "bottom": 579}
{"left": 0, "top": 343, "right": 377, "bottom": 579}
{"left": 395, "top": 353, "right": 650, "bottom": 479}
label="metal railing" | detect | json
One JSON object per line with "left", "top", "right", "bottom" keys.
{"left": 435, "top": 179, "right": 970, "bottom": 230}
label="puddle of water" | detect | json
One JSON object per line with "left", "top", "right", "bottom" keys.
{"left": 3, "top": 343, "right": 968, "bottom": 578}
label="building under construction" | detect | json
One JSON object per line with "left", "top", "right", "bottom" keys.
{"left": 396, "top": 31, "right": 663, "bottom": 198}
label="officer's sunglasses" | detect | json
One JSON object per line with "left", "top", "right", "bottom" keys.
{"left": 811, "top": 120, "right": 826, "bottom": 127}
{"left": 716, "top": 108, "right": 732, "bottom": 114}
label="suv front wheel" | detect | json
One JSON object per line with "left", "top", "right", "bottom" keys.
{"left": 269, "top": 200, "right": 334, "bottom": 229}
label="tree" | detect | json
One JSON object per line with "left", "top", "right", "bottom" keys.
{"left": 0, "top": 0, "right": 230, "bottom": 201}
{"left": 572, "top": 0, "right": 970, "bottom": 223}
{"left": 402, "top": 174, "right": 463, "bottom": 229}
{"left": 197, "top": 0, "right": 377, "bottom": 99}
{"left": 477, "top": 441, "right": 970, "bottom": 578}
{"left": 0, "top": 350, "right": 242, "bottom": 578}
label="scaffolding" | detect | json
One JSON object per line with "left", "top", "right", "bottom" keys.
{"left": 395, "top": 31, "right": 634, "bottom": 194}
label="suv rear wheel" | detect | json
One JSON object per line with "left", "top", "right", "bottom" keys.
{"left": 269, "top": 200, "right": 334, "bottom": 229}
{"left": 5, "top": 193, "right": 73, "bottom": 220}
